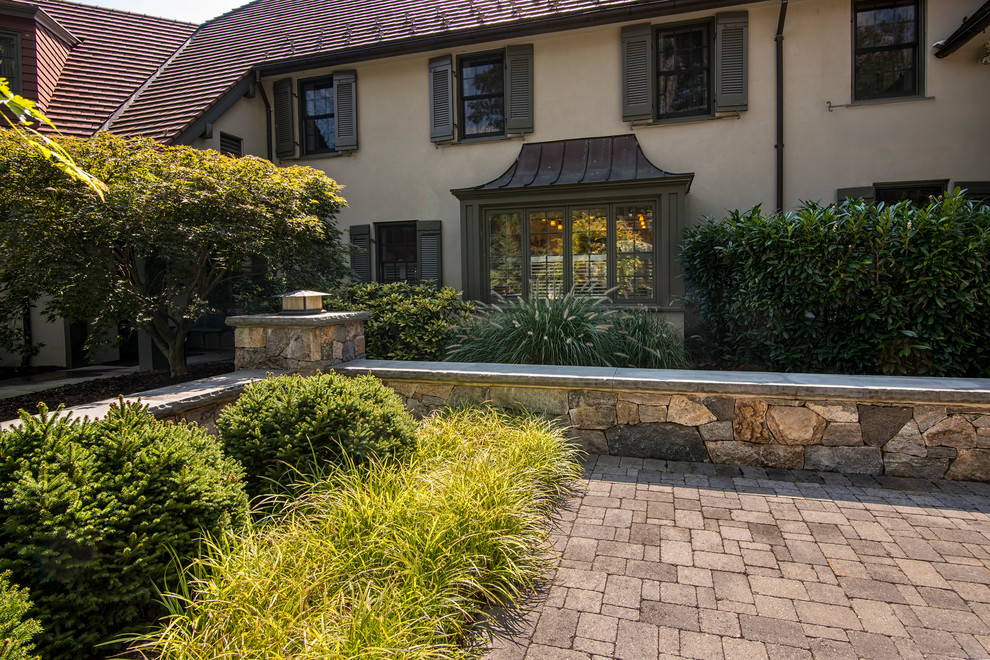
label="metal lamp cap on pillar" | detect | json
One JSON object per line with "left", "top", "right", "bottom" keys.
{"left": 276, "top": 290, "right": 330, "bottom": 315}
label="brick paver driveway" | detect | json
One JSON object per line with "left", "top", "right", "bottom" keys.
{"left": 483, "top": 456, "right": 990, "bottom": 659}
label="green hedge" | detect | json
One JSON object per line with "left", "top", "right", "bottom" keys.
{"left": 325, "top": 282, "right": 473, "bottom": 360}
{"left": 216, "top": 372, "right": 418, "bottom": 500}
{"left": 0, "top": 403, "right": 249, "bottom": 660}
{"left": 680, "top": 190, "right": 990, "bottom": 376}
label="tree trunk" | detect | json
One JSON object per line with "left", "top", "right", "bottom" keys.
{"left": 19, "top": 301, "right": 32, "bottom": 369}
{"left": 165, "top": 331, "right": 188, "bottom": 378}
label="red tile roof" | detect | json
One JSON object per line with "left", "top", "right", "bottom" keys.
{"left": 31, "top": 0, "right": 195, "bottom": 137}
{"left": 107, "top": 0, "right": 738, "bottom": 143}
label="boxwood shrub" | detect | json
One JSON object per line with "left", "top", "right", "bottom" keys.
{"left": 216, "top": 372, "right": 417, "bottom": 499}
{"left": 680, "top": 190, "right": 990, "bottom": 376}
{"left": 325, "top": 282, "right": 473, "bottom": 360}
{"left": 0, "top": 571, "right": 42, "bottom": 660}
{"left": 0, "top": 402, "right": 249, "bottom": 660}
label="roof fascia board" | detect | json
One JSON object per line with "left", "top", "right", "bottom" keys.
{"left": 100, "top": 25, "right": 202, "bottom": 134}
{"left": 934, "top": 0, "right": 990, "bottom": 58}
{"left": 34, "top": 9, "right": 79, "bottom": 46}
{"left": 0, "top": 1, "right": 36, "bottom": 20}
{"left": 171, "top": 74, "right": 255, "bottom": 145}
{"left": 256, "top": 0, "right": 758, "bottom": 77}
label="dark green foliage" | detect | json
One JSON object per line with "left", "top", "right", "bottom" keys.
{"left": 446, "top": 293, "right": 688, "bottom": 368}
{"left": 680, "top": 190, "right": 990, "bottom": 376}
{"left": 216, "top": 373, "right": 418, "bottom": 499}
{"left": 0, "top": 403, "right": 249, "bottom": 660}
{"left": 325, "top": 282, "right": 474, "bottom": 360}
{"left": 0, "top": 571, "right": 42, "bottom": 660}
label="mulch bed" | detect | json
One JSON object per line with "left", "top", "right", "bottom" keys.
{"left": 1, "top": 360, "right": 235, "bottom": 421}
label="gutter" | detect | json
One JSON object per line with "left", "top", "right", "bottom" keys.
{"left": 775, "top": 0, "right": 787, "bottom": 213}
{"left": 256, "top": 70, "right": 273, "bottom": 162}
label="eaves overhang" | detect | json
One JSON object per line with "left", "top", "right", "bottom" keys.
{"left": 934, "top": 0, "right": 990, "bottom": 58}
{"left": 0, "top": 1, "right": 79, "bottom": 46}
{"left": 255, "top": 0, "right": 758, "bottom": 77}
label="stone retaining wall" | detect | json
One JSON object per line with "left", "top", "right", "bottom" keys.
{"left": 334, "top": 361, "right": 990, "bottom": 482}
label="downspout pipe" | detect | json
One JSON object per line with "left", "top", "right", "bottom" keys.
{"left": 775, "top": 0, "right": 788, "bottom": 213}
{"left": 256, "top": 70, "right": 274, "bottom": 162}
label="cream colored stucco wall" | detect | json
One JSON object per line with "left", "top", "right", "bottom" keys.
{"left": 191, "top": 93, "right": 269, "bottom": 158}
{"left": 206, "top": 0, "right": 988, "bottom": 292}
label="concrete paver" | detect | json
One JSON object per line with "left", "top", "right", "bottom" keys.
{"left": 482, "top": 456, "right": 990, "bottom": 659}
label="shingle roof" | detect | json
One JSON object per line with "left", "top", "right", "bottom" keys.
{"left": 32, "top": 0, "right": 195, "bottom": 137}
{"left": 108, "top": 0, "right": 744, "bottom": 143}
{"left": 452, "top": 135, "right": 693, "bottom": 196}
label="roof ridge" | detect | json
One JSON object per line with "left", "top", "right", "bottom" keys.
{"left": 37, "top": 0, "right": 197, "bottom": 27}
{"left": 100, "top": 25, "right": 203, "bottom": 134}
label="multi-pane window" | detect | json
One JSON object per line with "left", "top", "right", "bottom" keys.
{"left": 656, "top": 23, "right": 712, "bottom": 120}
{"left": 854, "top": 0, "right": 921, "bottom": 100}
{"left": 487, "top": 203, "right": 656, "bottom": 302}
{"left": 875, "top": 182, "right": 944, "bottom": 206}
{"left": 460, "top": 52, "right": 505, "bottom": 139}
{"left": 0, "top": 31, "right": 20, "bottom": 94}
{"left": 300, "top": 78, "right": 335, "bottom": 154}
{"left": 377, "top": 223, "right": 419, "bottom": 283}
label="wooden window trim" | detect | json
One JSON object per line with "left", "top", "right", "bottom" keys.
{"left": 298, "top": 75, "right": 335, "bottom": 156}
{"left": 852, "top": 0, "right": 925, "bottom": 102}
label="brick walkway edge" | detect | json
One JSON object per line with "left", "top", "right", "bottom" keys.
{"left": 481, "top": 456, "right": 990, "bottom": 659}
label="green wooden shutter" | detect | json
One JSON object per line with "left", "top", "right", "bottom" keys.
{"left": 273, "top": 78, "right": 295, "bottom": 158}
{"left": 715, "top": 12, "right": 748, "bottom": 112}
{"left": 417, "top": 221, "right": 442, "bottom": 284}
{"left": 350, "top": 225, "right": 372, "bottom": 283}
{"left": 836, "top": 187, "right": 876, "bottom": 203}
{"left": 333, "top": 70, "right": 358, "bottom": 151}
{"left": 621, "top": 24, "right": 654, "bottom": 121}
{"left": 504, "top": 44, "right": 534, "bottom": 133}
{"left": 429, "top": 56, "right": 455, "bottom": 142}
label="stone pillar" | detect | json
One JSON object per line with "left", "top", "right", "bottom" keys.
{"left": 225, "top": 311, "right": 370, "bottom": 373}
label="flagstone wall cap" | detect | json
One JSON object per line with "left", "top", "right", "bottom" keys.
{"left": 226, "top": 311, "right": 370, "bottom": 327}
{"left": 332, "top": 360, "right": 990, "bottom": 406}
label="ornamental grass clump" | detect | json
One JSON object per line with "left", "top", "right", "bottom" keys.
{"left": 0, "top": 403, "right": 248, "bottom": 660}
{"left": 135, "top": 407, "right": 583, "bottom": 659}
{"left": 446, "top": 292, "right": 688, "bottom": 369}
{"left": 216, "top": 372, "right": 418, "bottom": 500}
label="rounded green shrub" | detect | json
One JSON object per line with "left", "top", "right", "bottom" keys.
{"left": 325, "top": 281, "right": 474, "bottom": 360}
{"left": 0, "top": 571, "right": 42, "bottom": 660}
{"left": 216, "top": 372, "right": 417, "bottom": 499}
{"left": 0, "top": 402, "right": 249, "bottom": 660}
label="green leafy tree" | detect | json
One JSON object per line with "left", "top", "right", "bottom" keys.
{"left": 0, "top": 131, "right": 349, "bottom": 376}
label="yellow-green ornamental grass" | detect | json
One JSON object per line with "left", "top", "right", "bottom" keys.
{"left": 137, "top": 408, "right": 582, "bottom": 658}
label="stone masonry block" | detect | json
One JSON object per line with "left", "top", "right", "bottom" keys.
{"left": 733, "top": 399, "right": 771, "bottom": 444}
{"left": 706, "top": 441, "right": 804, "bottom": 470}
{"left": 806, "top": 401, "right": 859, "bottom": 423}
{"left": 617, "top": 392, "right": 671, "bottom": 406}
{"left": 698, "top": 421, "right": 733, "bottom": 442}
{"left": 946, "top": 449, "right": 990, "bottom": 482}
{"left": 571, "top": 429, "right": 609, "bottom": 455}
{"left": 668, "top": 395, "right": 717, "bottom": 426}
{"left": 767, "top": 405, "right": 826, "bottom": 445}
{"left": 702, "top": 396, "right": 736, "bottom": 421}
{"left": 570, "top": 405, "right": 617, "bottom": 430}
{"left": 491, "top": 386, "right": 569, "bottom": 415}
{"left": 923, "top": 416, "right": 977, "bottom": 449}
{"left": 859, "top": 405, "right": 913, "bottom": 447}
{"left": 804, "top": 446, "right": 882, "bottom": 475}
{"left": 883, "top": 420, "right": 926, "bottom": 457}
{"left": 884, "top": 454, "right": 950, "bottom": 480}
{"left": 616, "top": 401, "right": 639, "bottom": 425}
{"left": 583, "top": 390, "right": 618, "bottom": 406}
{"left": 639, "top": 405, "right": 667, "bottom": 423}
{"left": 914, "top": 405, "right": 948, "bottom": 433}
{"left": 822, "top": 422, "right": 864, "bottom": 446}
{"left": 606, "top": 423, "right": 709, "bottom": 462}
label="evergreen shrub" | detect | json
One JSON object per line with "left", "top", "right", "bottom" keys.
{"left": 325, "top": 282, "right": 473, "bottom": 360}
{"left": 0, "top": 571, "right": 42, "bottom": 660}
{"left": 0, "top": 403, "right": 248, "bottom": 660}
{"left": 680, "top": 190, "right": 990, "bottom": 375}
{"left": 216, "top": 372, "right": 417, "bottom": 499}
{"left": 446, "top": 293, "right": 688, "bottom": 369}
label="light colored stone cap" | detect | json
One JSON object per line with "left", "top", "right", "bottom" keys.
{"left": 1, "top": 370, "right": 286, "bottom": 430}
{"left": 226, "top": 311, "right": 371, "bottom": 328}
{"left": 331, "top": 360, "right": 990, "bottom": 406}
